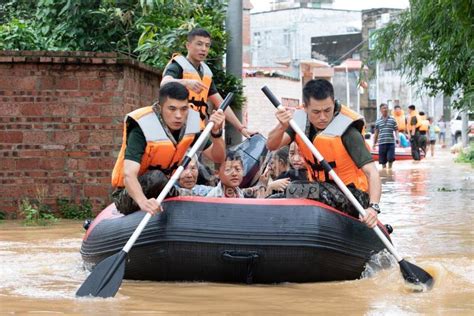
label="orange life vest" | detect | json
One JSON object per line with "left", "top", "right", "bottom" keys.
{"left": 391, "top": 109, "right": 407, "bottom": 132}
{"left": 170, "top": 54, "right": 213, "bottom": 129}
{"left": 407, "top": 110, "right": 422, "bottom": 134}
{"left": 111, "top": 106, "right": 201, "bottom": 188}
{"left": 293, "top": 105, "right": 369, "bottom": 192}
{"left": 419, "top": 114, "right": 429, "bottom": 132}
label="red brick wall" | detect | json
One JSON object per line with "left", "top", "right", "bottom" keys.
{"left": 243, "top": 0, "right": 253, "bottom": 66}
{"left": 0, "top": 51, "right": 162, "bottom": 218}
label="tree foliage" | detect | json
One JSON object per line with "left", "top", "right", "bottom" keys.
{"left": 372, "top": 0, "right": 473, "bottom": 109}
{"left": 0, "top": 0, "right": 244, "bottom": 109}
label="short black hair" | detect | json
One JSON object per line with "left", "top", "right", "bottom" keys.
{"left": 379, "top": 103, "right": 388, "bottom": 109}
{"left": 187, "top": 28, "right": 211, "bottom": 42}
{"left": 159, "top": 82, "right": 189, "bottom": 105}
{"left": 273, "top": 146, "right": 289, "bottom": 165}
{"left": 303, "top": 79, "right": 334, "bottom": 105}
{"left": 394, "top": 105, "right": 401, "bottom": 109}
{"left": 408, "top": 105, "right": 416, "bottom": 110}
{"left": 218, "top": 150, "right": 243, "bottom": 169}
{"left": 419, "top": 111, "right": 425, "bottom": 116}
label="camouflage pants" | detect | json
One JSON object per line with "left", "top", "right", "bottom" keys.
{"left": 285, "top": 180, "right": 369, "bottom": 218}
{"left": 112, "top": 170, "right": 178, "bottom": 215}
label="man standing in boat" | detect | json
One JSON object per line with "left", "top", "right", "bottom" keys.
{"left": 266, "top": 79, "right": 380, "bottom": 228}
{"left": 111, "top": 82, "right": 226, "bottom": 215}
{"left": 373, "top": 103, "right": 399, "bottom": 169}
{"left": 161, "top": 28, "right": 255, "bottom": 137}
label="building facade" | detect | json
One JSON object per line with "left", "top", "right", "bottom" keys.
{"left": 250, "top": 7, "right": 361, "bottom": 78}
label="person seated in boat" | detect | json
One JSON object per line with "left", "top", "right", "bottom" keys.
{"left": 287, "top": 142, "right": 308, "bottom": 181}
{"left": 176, "top": 153, "right": 214, "bottom": 196}
{"left": 206, "top": 150, "right": 249, "bottom": 198}
{"left": 111, "top": 82, "right": 226, "bottom": 215}
{"left": 261, "top": 146, "right": 307, "bottom": 197}
{"left": 399, "top": 132, "right": 410, "bottom": 148}
{"left": 260, "top": 146, "right": 291, "bottom": 197}
{"left": 266, "top": 79, "right": 381, "bottom": 228}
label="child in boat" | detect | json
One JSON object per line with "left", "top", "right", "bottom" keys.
{"left": 206, "top": 150, "right": 246, "bottom": 198}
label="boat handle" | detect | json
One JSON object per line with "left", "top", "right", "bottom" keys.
{"left": 221, "top": 251, "right": 260, "bottom": 263}
{"left": 221, "top": 251, "right": 260, "bottom": 284}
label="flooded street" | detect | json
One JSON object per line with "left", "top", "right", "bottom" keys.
{"left": 1, "top": 148, "right": 473, "bottom": 315}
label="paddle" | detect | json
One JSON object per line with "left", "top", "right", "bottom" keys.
{"left": 261, "top": 86, "right": 434, "bottom": 292}
{"left": 76, "top": 92, "right": 234, "bottom": 298}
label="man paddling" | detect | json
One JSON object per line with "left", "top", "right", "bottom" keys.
{"left": 111, "top": 82, "right": 226, "bottom": 215}
{"left": 266, "top": 79, "right": 381, "bottom": 228}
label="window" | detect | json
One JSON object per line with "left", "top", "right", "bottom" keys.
{"left": 368, "top": 79, "right": 376, "bottom": 100}
{"left": 283, "top": 29, "right": 290, "bottom": 47}
{"left": 254, "top": 32, "right": 261, "bottom": 48}
{"left": 265, "top": 31, "right": 272, "bottom": 48}
{"left": 368, "top": 28, "right": 376, "bottom": 50}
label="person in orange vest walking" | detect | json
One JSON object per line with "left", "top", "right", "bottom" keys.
{"left": 266, "top": 79, "right": 381, "bottom": 228}
{"left": 111, "top": 82, "right": 226, "bottom": 215}
{"left": 407, "top": 105, "right": 423, "bottom": 161}
{"left": 161, "top": 28, "right": 255, "bottom": 138}
{"left": 418, "top": 111, "right": 430, "bottom": 155}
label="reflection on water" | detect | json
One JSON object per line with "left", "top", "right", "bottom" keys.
{"left": 1, "top": 149, "right": 473, "bottom": 314}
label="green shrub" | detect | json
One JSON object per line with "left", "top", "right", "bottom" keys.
{"left": 19, "top": 198, "right": 58, "bottom": 226}
{"left": 57, "top": 198, "right": 93, "bottom": 219}
{"left": 455, "top": 143, "right": 474, "bottom": 167}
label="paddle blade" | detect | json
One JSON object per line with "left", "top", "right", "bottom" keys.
{"left": 76, "top": 250, "right": 127, "bottom": 298}
{"left": 399, "top": 259, "right": 434, "bottom": 292}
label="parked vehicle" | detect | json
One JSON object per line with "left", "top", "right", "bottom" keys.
{"left": 450, "top": 111, "right": 474, "bottom": 143}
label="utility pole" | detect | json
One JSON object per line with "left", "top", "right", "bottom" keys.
{"left": 225, "top": 0, "right": 243, "bottom": 146}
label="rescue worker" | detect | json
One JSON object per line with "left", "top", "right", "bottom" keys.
{"left": 407, "top": 105, "right": 423, "bottom": 160}
{"left": 111, "top": 82, "right": 226, "bottom": 215}
{"left": 418, "top": 111, "right": 430, "bottom": 155}
{"left": 392, "top": 105, "right": 407, "bottom": 133}
{"left": 266, "top": 79, "right": 380, "bottom": 228}
{"left": 161, "top": 28, "right": 255, "bottom": 138}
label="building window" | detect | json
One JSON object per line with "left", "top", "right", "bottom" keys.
{"left": 368, "top": 28, "right": 376, "bottom": 50}
{"left": 265, "top": 31, "right": 272, "bottom": 48}
{"left": 283, "top": 29, "right": 290, "bottom": 47}
{"left": 369, "top": 79, "right": 376, "bottom": 100}
{"left": 254, "top": 32, "right": 261, "bottom": 48}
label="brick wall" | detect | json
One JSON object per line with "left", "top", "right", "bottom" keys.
{"left": 243, "top": 0, "right": 253, "bottom": 66}
{"left": 0, "top": 51, "right": 161, "bottom": 218}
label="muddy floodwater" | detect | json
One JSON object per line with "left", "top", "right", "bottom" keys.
{"left": 1, "top": 149, "right": 473, "bottom": 314}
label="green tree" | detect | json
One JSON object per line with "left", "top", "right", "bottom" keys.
{"left": 134, "top": 0, "right": 243, "bottom": 108}
{"left": 372, "top": 0, "right": 473, "bottom": 109}
{"left": 0, "top": 0, "right": 244, "bottom": 109}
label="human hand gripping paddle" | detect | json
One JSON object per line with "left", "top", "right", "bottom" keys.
{"left": 76, "top": 93, "right": 234, "bottom": 298}
{"left": 261, "top": 86, "right": 434, "bottom": 292}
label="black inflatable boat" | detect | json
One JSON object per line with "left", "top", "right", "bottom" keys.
{"left": 80, "top": 197, "right": 391, "bottom": 284}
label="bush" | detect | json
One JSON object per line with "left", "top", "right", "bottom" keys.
{"left": 57, "top": 198, "right": 93, "bottom": 219}
{"left": 455, "top": 143, "right": 474, "bottom": 167}
{"left": 19, "top": 198, "right": 58, "bottom": 226}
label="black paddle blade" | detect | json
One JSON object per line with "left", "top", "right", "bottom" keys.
{"left": 76, "top": 250, "right": 127, "bottom": 298}
{"left": 399, "top": 259, "right": 434, "bottom": 292}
